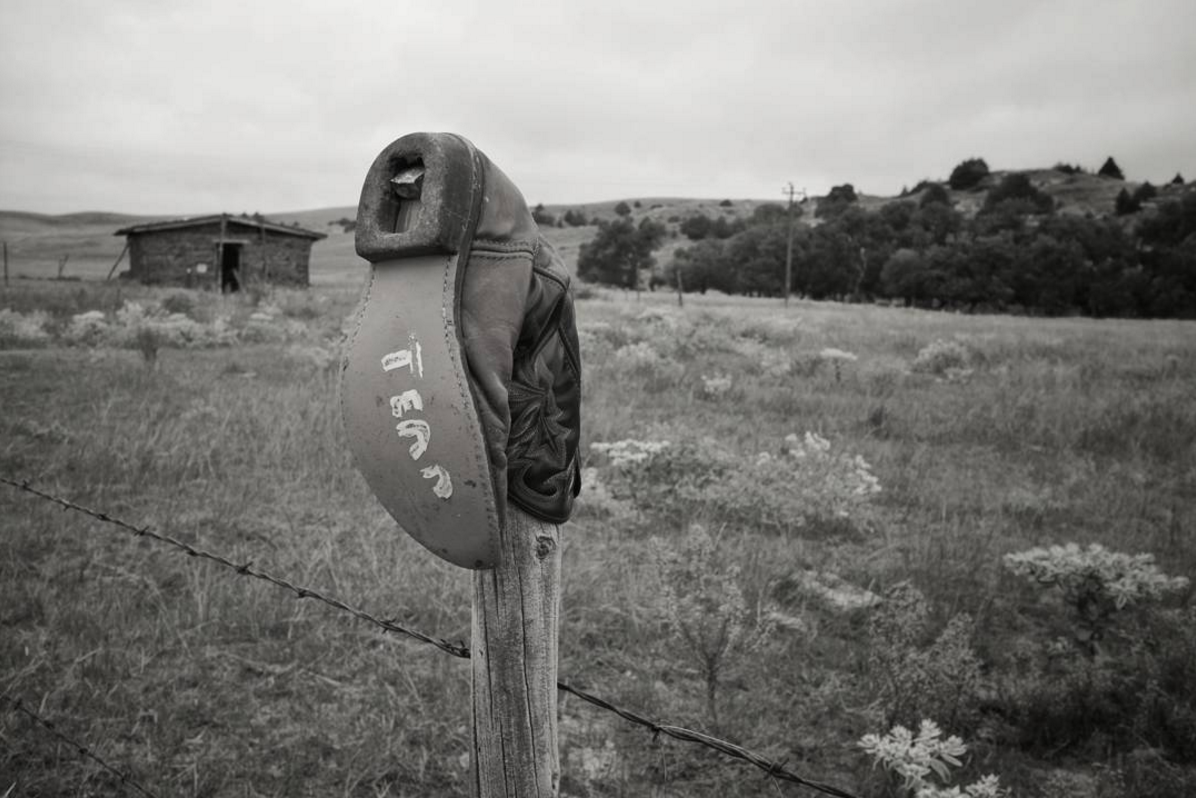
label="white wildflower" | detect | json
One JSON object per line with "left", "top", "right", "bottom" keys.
{"left": 700, "top": 373, "right": 733, "bottom": 398}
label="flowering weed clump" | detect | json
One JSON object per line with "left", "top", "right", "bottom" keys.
{"left": 1004, "top": 543, "right": 1189, "bottom": 649}
{"left": 818, "top": 347, "right": 858, "bottom": 382}
{"left": 0, "top": 307, "right": 52, "bottom": 345}
{"left": 588, "top": 431, "right": 881, "bottom": 535}
{"left": 699, "top": 373, "right": 733, "bottom": 399}
{"left": 860, "top": 720, "right": 1005, "bottom": 797}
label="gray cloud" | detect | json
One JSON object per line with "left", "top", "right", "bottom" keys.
{"left": 2, "top": 0, "right": 1192, "bottom": 214}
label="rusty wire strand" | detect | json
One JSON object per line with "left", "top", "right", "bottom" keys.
{"left": 2, "top": 695, "right": 160, "bottom": 798}
{"left": 2, "top": 476, "right": 861, "bottom": 798}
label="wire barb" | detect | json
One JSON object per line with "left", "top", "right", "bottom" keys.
{"left": 2, "top": 475, "right": 860, "bottom": 798}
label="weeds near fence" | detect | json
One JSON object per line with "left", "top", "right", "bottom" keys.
{"left": 1, "top": 476, "right": 860, "bottom": 798}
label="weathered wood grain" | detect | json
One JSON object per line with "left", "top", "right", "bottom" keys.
{"left": 471, "top": 507, "right": 561, "bottom": 797}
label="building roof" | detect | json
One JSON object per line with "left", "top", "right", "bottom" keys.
{"left": 115, "top": 213, "right": 326, "bottom": 240}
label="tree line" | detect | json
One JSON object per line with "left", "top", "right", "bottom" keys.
{"left": 576, "top": 162, "right": 1196, "bottom": 319}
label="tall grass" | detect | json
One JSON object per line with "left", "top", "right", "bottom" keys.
{"left": 2, "top": 283, "right": 1193, "bottom": 796}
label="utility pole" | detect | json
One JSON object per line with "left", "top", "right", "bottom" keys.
{"left": 782, "top": 183, "right": 802, "bottom": 306}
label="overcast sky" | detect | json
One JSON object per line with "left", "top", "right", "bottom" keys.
{"left": 2, "top": 0, "right": 1193, "bottom": 215}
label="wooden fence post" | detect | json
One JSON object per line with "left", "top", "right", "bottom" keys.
{"left": 3, "top": 241, "right": 8, "bottom": 286}
{"left": 471, "top": 507, "right": 561, "bottom": 797}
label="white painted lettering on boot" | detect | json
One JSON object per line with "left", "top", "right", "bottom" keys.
{"left": 396, "top": 419, "right": 431, "bottom": 460}
{"left": 389, "top": 389, "right": 424, "bottom": 418}
{"left": 421, "top": 464, "right": 453, "bottom": 499}
{"left": 380, "top": 335, "right": 423, "bottom": 377}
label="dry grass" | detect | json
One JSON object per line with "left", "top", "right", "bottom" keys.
{"left": 2, "top": 281, "right": 1194, "bottom": 796}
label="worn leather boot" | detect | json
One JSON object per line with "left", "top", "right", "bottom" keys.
{"left": 342, "top": 132, "right": 581, "bottom": 569}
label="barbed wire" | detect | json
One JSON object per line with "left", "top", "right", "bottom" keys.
{"left": 2, "top": 694, "right": 160, "bottom": 798}
{"left": 2, "top": 476, "right": 861, "bottom": 798}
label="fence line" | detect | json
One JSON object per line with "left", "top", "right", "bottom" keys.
{"left": 2, "top": 476, "right": 861, "bottom": 798}
{"left": 2, "top": 695, "right": 160, "bottom": 798}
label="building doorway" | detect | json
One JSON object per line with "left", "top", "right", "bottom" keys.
{"left": 221, "top": 243, "right": 241, "bottom": 293}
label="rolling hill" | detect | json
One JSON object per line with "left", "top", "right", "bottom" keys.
{"left": 0, "top": 167, "right": 1186, "bottom": 284}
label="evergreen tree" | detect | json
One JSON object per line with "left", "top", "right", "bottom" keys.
{"left": 1098, "top": 157, "right": 1125, "bottom": 180}
{"left": 1115, "top": 187, "right": 1140, "bottom": 215}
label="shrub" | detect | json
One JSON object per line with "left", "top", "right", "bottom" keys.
{"left": 614, "top": 201, "right": 632, "bottom": 217}
{"left": 910, "top": 339, "right": 970, "bottom": 376}
{"left": 1053, "top": 162, "right": 1086, "bottom": 175}
{"left": 719, "top": 198, "right": 733, "bottom": 207}
{"left": 1003, "top": 543, "right": 1188, "bottom": 651}
{"left": 161, "top": 291, "right": 197, "bottom": 316}
{"left": 652, "top": 524, "right": 773, "bottom": 730}
{"left": 532, "top": 203, "right": 556, "bottom": 226}
{"left": 0, "top": 308, "right": 52, "bottom": 346}
{"left": 867, "top": 583, "right": 983, "bottom": 729}
{"left": 948, "top": 158, "right": 990, "bottom": 190}
{"left": 590, "top": 431, "right": 881, "bottom": 535}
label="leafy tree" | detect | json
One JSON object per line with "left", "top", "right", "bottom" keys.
{"left": 710, "top": 216, "right": 745, "bottom": 239}
{"left": 749, "top": 203, "right": 790, "bottom": 226}
{"left": 577, "top": 216, "right": 665, "bottom": 288}
{"left": 669, "top": 238, "right": 732, "bottom": 294}
{"left": 614, "top": 201, "right": 632, "bottom": 217}
{"left": 725, "top": 223, "right": 789, "bottom": 295}
{"left": 915, "top": 202, "right": 964, "bottom": 246}
{"left": 1138, "top": 192, "right": 1196, "bottom": 248}
{"left": 981, "top": 173, "right": 1054, "bottom": 215}
{"left": 827, "top": 183, "right": 858, "bottom": 203}
{"left": 1012, "top": 235, "right": 1087, "bottom": 314}
{"left": 561, "top": 208, "right": 589, "bottom": 227}
{"left": 919, "top": 183, "right": 951, "bottom": 208}
{"left": 948, "top": 158, "right": 989, "bottom": 190}
{"left": 816, "top": 184, "right": 859, "bottom": 220}
{"left": 1098, "top": 156, "right": 1125, "bottom": 180}
{"left": 679, "top": 213, "right": 713, "bottom": 240}
{"left": 532, "top": 203, "right": 556, "bottom": 226}
{"left": 633, "top": 200, "right": 642, "bottom": 208}
{"left": 1132, "top": 182, "right": 1158, "bottom": 204}
{"left": 880, "top": 248, "right": 929, "bottom": 305}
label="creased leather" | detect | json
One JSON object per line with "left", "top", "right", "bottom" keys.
{"left": 459, "top": 151, "right": 581, "bottom": 526}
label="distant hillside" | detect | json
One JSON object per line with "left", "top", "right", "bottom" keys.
{"left": 1, "top": 165, "right": 1187, "bottom": 283}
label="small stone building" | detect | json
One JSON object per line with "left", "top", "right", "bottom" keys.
{"left": 114, "top": 214, "right": 325, "bottom": 291}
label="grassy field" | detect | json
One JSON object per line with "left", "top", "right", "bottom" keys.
{"left": 2, "top": 277, "right": 1194, "bottom": 797}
